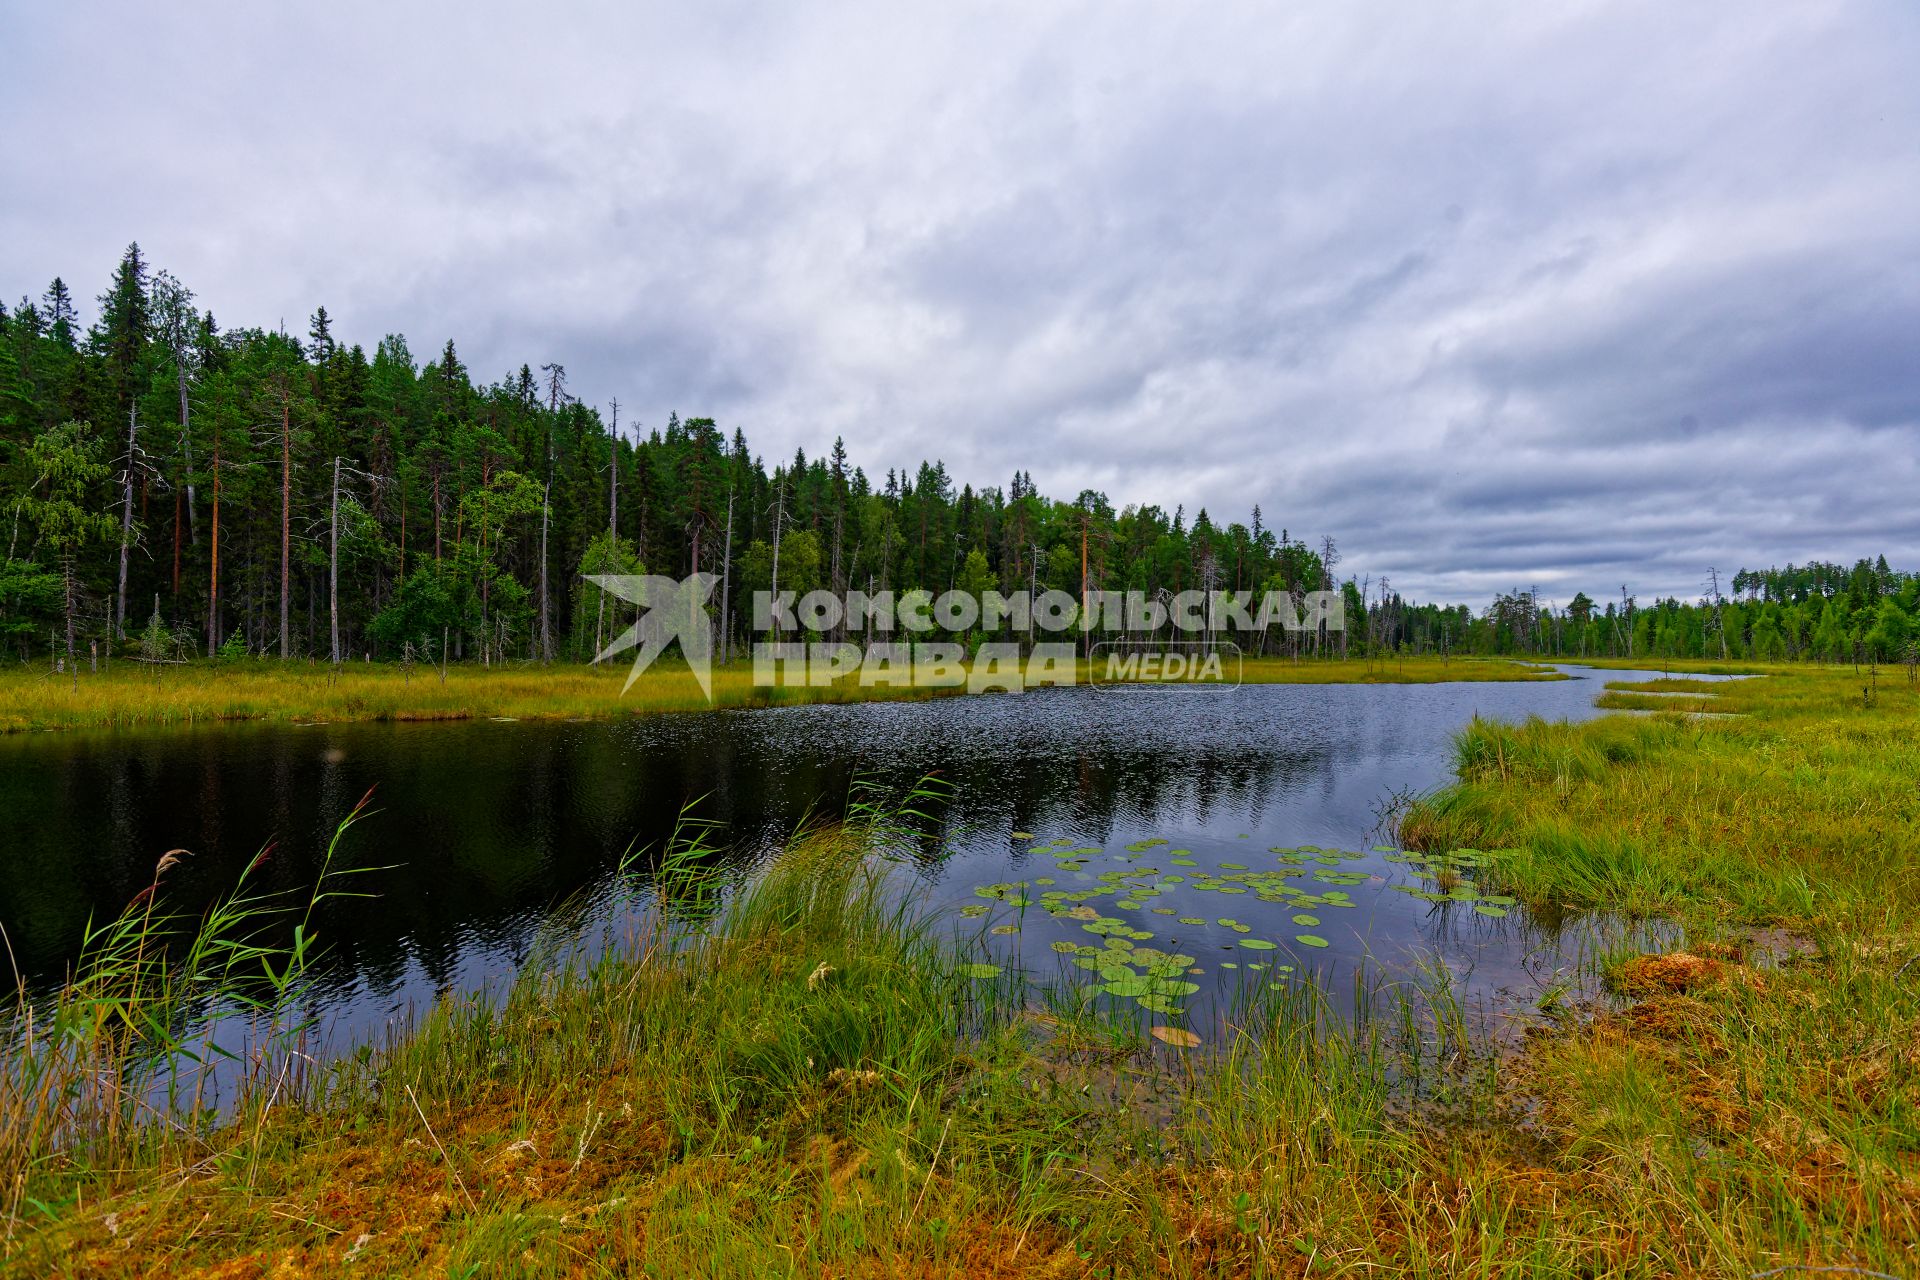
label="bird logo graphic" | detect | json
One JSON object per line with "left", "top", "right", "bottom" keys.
{"left": 585, "top": 573, "right": 719, "bottom": 700}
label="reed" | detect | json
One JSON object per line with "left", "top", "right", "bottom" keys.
{"left": 8, "top": 669, "right": 1915, "bottom": 1276}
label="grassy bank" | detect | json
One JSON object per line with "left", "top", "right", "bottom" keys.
{"left": 8, "top": 666, "right": 1915, "bottom": 1276}
{"left": 0, "top": 654, "right": 1554, "bottom": 734}
{"left": 1401, "top": 664, "right": 1919, "bottom": 924}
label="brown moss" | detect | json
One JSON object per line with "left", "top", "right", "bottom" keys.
{"left": 1611, "top": 951, "right": 1725, "bottom": 995}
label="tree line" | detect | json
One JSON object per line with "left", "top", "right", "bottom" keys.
{"left": 2, "top": 244, "right": 1913, "bottom": 672}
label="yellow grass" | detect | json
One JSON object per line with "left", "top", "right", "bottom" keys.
{"left": 0, "top": 654, "right": 1557, "bottom": 733}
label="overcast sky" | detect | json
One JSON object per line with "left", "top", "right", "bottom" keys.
{"left": 3, "top": 2, "right": 1916, "bottom": 604}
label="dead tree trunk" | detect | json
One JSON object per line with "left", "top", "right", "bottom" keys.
{"left": 330, "top": 456, "right": 342, "bottom": 664}
{"left": 280, "top": 396, "right": 292, "bottom": 660}
{"left": 116, "top": 407, "right": 137, "bottom": 637}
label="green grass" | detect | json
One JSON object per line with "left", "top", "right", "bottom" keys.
{"left": 0, "top": 654, "right": 1556, "bottom": 733}
{"left": 6, "top": 665, "right": 1917, "bottom": 1276}
{"left": 1401, "top": 664, "right": 1920, "bottom": 925}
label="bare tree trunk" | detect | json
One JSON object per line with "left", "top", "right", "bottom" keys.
{"left": 63, "top": 555, "right": 77, "bottom": 691}
{"left": 330, "top": 456, "right": 341, "bottom": 664}
{"left": 589, "top": 404, "right": 619, "bottom": 661}
{"left": 720, "top": 484, "right": 735, "bottom": 665}
{"left": 207, "top": 436, "right": 221, "bottom": 654}
{"left": 116, "top": 407, "right": 137, "bottom": 637}
{"left": 177, "top": 357, "right": 196, "bottom": 546}
{"left": 769, "top": 483, "right": 785, "bottom": 643}
{"left": 280, "top": 397, "right": 291, "bottom": 660}
{"left": 539, "top": 471, "right": 552, "bottom": 663}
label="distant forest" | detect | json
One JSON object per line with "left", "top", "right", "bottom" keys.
{"left": 3, "top": 244, "right": 1915, "bottom": 669}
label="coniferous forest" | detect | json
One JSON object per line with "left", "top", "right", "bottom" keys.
{"left": 3, "top": 244, "right": 1915, "bottom": 670}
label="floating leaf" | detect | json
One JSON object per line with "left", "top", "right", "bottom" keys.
{"left": 1049, "top": 940, "right": 1079, "bottom": 954}
{"left": 1137, "top": 994, "right": 1185, "bottom": 1014}
{"left": 1238, "top": 939, "right": 1278, "bottom": 950}
{"left": 959, "top": 963, "right": 1001, "bottom": 979}
{"left": 1150, "top": 1026, "right": 1201, "bottom": 1048}
{"left": 1220, "top": 862, "right": 1248, "bottom": 871}
{"left": 1294, "top": 934, "right": 1330, "bottom": 948}
{"left": 959, "top": 905, "right": 989, "bottom": 918}
{"left": 1474, "top": 904, "right": 1509, "bottom": 917}
{"left": 1179, "top": 917, "right": 1207, "bottom": 926}
{"left": 1103, "top": 978, "right": 1152, "bottom": 997}
{"left": 989, "top": 924, "right": 1020, "bottom": 935}
{"left": 1291, "top": 913, "right": 1320, "bottom": 927}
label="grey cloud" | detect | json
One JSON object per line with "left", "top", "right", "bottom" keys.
{"left": 3, "top": 0, "right": 1917, "bottom": 603}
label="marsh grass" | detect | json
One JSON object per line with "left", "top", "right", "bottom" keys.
{"left": 1, "top": 794, "right": 380, "bottom": 1241}
{"left": 7, "top": 669, "right": 1917, "bottom": 1276}
{"left": 0, "top": 655, "right": 1557, "bottom": 734}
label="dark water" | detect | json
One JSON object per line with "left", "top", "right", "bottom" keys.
{"left": 0, "top": 665, "right": 1738, "bottom": 1051}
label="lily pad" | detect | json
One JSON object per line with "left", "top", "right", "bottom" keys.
{"left": 1294, "top": 934, "right": 1330, "bottom": 948}
{"left": 959, "top": 963, "right": 1001, "bottom": 979}
{"left": 1150, "top": 1026, "right": 1201, "bottom": 1048}
{"left": 1238, "top": 939, "right": 1278, "bottom": 950}
{"left": 1291, "top": 913, "right": 1320, "bottom": 927}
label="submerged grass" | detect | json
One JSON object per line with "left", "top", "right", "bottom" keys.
{"left": 7, "top": 665, "right": 1917, "bottom": 1276}
{"left": 0, "top": 655, "right": 1553, "bottom": 734}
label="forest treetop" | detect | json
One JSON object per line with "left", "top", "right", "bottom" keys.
{"left": 3, "top": 245, "right": 1913, "bottom": 667}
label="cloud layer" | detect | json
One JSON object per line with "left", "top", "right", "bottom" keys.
{"left": 4, "top": 1, "right": 1916, "bottom": 603}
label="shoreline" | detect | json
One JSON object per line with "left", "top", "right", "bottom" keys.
{"left": 0, "top": 654, "right": 1568, "bottom": 735}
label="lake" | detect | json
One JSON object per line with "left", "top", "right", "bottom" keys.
{"left": 0, "top": 664, "right": 1734, "bottom": 1057}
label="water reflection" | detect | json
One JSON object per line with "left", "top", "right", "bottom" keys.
{"left": 0, "top": 665, "right": 1738, "bottom": 1048}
